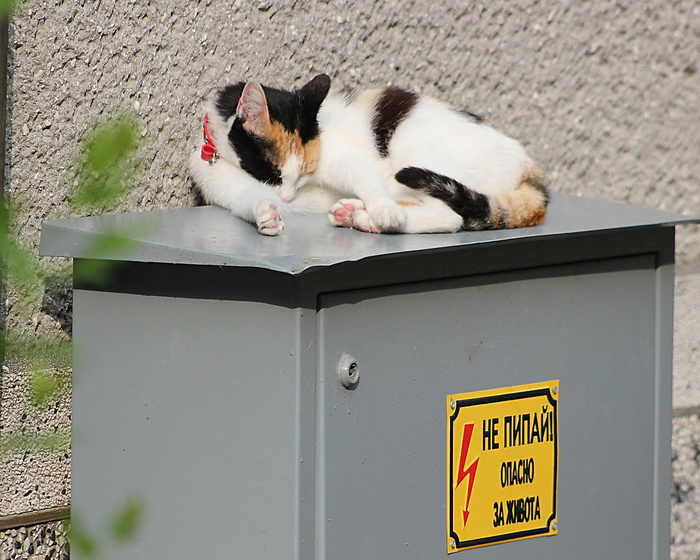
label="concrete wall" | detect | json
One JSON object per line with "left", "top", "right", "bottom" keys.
{"left": 2, "top": 0, "right": 698, "bottom": 556}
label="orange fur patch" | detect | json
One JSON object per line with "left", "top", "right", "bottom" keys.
{"left": 264, "top": 120, "right": 321, "bottom": 176}
{"left": 302, "top": 136, "right": 321, "bottom": 175}
{"left": 266, "top": 121, "right": 294, "bottom": 167}
{"left": 496, "top": 165, "right": 548, "bottom": 228}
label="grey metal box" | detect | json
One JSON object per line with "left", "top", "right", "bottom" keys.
{"left": 40, "top": 193, "right": 697, "bottom": 560}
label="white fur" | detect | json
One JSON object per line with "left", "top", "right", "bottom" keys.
{"left": 388, "top": 97, "right": 532, "bottom": 197}
{"left": 190, "top": 84, "right": 535, "bottom": 235}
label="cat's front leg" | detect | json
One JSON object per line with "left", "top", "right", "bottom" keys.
{"left": 190, "top": 154, "right": 287, "bottom": 235}
{"left": 255, "top": 200, "right": 285, "bottom": 236}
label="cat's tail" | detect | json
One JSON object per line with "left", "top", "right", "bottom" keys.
{"left": 394, "top": 166, "right": 549, "bottom": 230}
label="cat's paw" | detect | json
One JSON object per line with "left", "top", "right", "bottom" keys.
{"left": 328, "top": 199, "right": 364, "bottom": 228}
{"left": 256, "top": 201, "right": 284, "bottom": 236}
{"left": 366, "top": 201, "right": 407, "bottom": 232}
{"left": 351, "top": 209, "right": 381, "bottom": 234}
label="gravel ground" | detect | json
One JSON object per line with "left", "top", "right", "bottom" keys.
{"left": 672, "top": 269, "right": 700, "bottom": 560}
{"left": 672, "top": 414, "right": 700, "bottom": 560}
{"left": 0, "top": 521, "right": 68, "bottom": 560}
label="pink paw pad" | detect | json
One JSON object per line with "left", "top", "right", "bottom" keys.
{"left": 333, "top": 207, "right": 354, "bottom": 226}
{"left": 361, "top": 227, "right": 380, "bottom": 234}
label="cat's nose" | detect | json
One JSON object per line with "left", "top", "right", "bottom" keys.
{"left": 279, "top": 184, "right": 296, "bottom": 202}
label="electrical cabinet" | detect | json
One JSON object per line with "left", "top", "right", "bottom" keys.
{"left": 40, "top": 193, "right": 697, "bottom": 559}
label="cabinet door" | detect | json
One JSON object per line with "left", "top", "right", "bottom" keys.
{"left": 317, "top": 255, "right": 661, "bottom": 560}
{"left": 73, "top": 291, "right": 302, "bottom": 560}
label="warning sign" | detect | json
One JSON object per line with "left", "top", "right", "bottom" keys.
{"left": 446, "top": 381, "right": 559, "bottom": 553}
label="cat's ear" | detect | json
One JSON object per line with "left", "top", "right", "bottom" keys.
{"left": 299, "top": 74, "right": 331, "bottom": 115}
{"left": 236, "top": 82, "right": 270, "bottom": 136}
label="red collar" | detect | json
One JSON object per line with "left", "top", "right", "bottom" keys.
{"left": 201, "top": 114, "right": 219, "bottom": 163}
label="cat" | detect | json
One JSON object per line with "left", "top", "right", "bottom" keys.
{"left": 189, "top": 74, "right": 548, "bottom": 236}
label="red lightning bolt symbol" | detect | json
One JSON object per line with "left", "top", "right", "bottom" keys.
{"left": 456, "top": 423, "right": 479, "bottom": 526}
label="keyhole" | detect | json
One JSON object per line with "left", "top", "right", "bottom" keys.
{"left": 337, "top": 353, "right": 360, "bottom": 388}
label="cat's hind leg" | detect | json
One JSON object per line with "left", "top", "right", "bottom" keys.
{"left": 353, "top": 199, "right": 462, "bottom": 233}
{"left": 327, "top": 199, "right": 358, "bottom": 228}
{"left": 328, "top": 196, "right": 462, "bottom": 234}
{"left": 329, "top": 199, "right": 365, "bottom": 228}
{"left": 328, "top": 199, "right": 381, "bottom": 234}
{"left": 398, "top": 197, "right": 463, "bottom": 233}
{"left": 331, "top": 201, "right": 404, "bottom": 233}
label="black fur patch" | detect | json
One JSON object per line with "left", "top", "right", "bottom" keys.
{"left": 216, "top": 83, "right": 284, "bottom": 184}
{"left": 227, "top": 119, "right": 282, "bottom": 186}
{"left": 528, "top": 173, "right": 550, "bottom": 204}
{"left": 296, "top": 74, "right": 331, "bottom": 142}
{"left": 217, "top": 76, "right": 329, "bottom": 140}
{"left": 395, "top": 167, "right": 493, "bottom": 230}
{"left": 257, "top": 85, "right": 299, "bottom": 134}
{"left": 215, "top": 76, "right": 330, "bottom": 184}
{"left": 372, "top": 87, "right": 419, "bottom": 157}
{"left": 215, "top": 83, "right": 246, "bottom": 121}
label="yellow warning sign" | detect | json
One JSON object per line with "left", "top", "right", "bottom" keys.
{"left": 447, "top": 381, "right": 559, "bottom": 553}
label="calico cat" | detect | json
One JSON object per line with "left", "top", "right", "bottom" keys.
{"left": 189, "top": 74, "right": 548, "bottom": 235}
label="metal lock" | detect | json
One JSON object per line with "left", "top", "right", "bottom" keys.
{"left": 337, "top": 353, "right": 360, "bottom": 388}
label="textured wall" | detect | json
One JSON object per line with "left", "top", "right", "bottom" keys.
{"left": 2, "top": 0, "right": 699, "bottom": 555}
{"left": 9, "top": 0, "right": 698, "bottom": 270}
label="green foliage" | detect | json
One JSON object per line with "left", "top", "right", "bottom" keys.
{"left": 70, "top": 113, "right": 144, "bottom": 285}
{"left": 4, "top": 329, "right": 72, "bottom": 371}
{"left": 1, "top": 5, "right": 146, "bottom": 559}
{"left": 0, "top": 430, "right": 71, "bottom": 455}
{"left": 0, "top": 112, "right": 143, "bottom": 299}
{"left": 0, "top": 198, "right": 42, "bottom": 290}
{"left": 30, "top": 369, "right": 65, "bottom": 407}
{"left": 1, "top": 114, "right": 145, "bottom": 555}
{"left": 69, "top": 497, "right": 145, "bottom": 559}
{"left": 110, "top": 497, "right": 145, "bottom": 543}
{"left": 1, "top": 112, "right": 143, "bottom": 461}
{"left": 0, "top": 334, "right": 71, "bottom": 456}
{"left": 71, "top": 114, "right": 141, "bottom": 213}
{"left": 70, "top": 233, "right": 132, "bottom": 286}
{"left": 68, "top": 517, "right": 98, "bottom": 559}
{"left": 0, "top": 0, "right": 22, "bottom": 18}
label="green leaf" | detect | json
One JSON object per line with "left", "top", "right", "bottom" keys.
{"left": 68, "top": 516, "right": 100, "bottom": 559}
{"left": 4, "top": 237, "right": 41, "bottom": 286}
{"left": 0, "top": 0, "right": 23, "bottom": 18}
{"left": 0, "top": 430, "right": 70, "bottom": 455}
{"left": 1, "top": 198, "right": 43, "bottom": 291}
{"left": 71, "top": 114, "right": 141, "bottom": 213}
{"left": 4, "top": 331, "right": 72, "bottom": 371}
{"left": 70, "top": 229, "right": 134, "bottom": 286}
{"left": 110, "top": 496, "right": 145, "bottom": 542}
{"left": 29, "top": 369, "right": 63, "bottom": 407}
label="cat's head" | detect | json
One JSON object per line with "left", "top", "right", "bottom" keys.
{"left": 222, "top": 74, "right": 331, "bottom": 202}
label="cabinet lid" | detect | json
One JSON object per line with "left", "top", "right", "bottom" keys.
{"left": 39, "top": 193, "right": 698, "bottom": 275}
